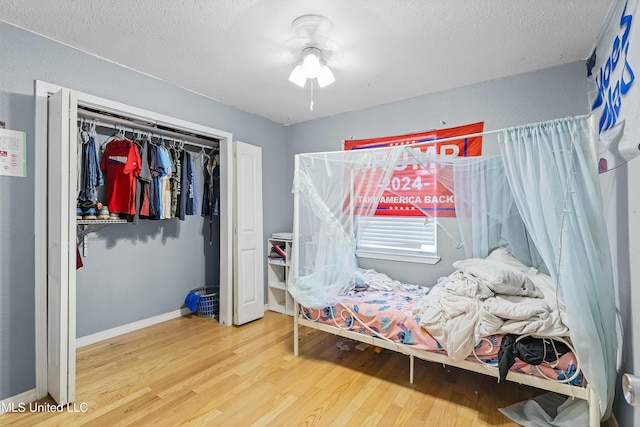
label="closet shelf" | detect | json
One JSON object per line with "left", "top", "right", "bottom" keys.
{"left": 77, "top": 219, "right": 128, "bottom": 225}
{"left": 77, "top": 219, "right": 129, "bottom": 257}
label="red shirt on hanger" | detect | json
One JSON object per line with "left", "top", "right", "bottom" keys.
{"left": 101, "top": 139, "right": 141, "bottom": 215}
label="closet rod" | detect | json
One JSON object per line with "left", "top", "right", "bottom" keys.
{"left": 78, "top": 108, "right": 218, "bottom": 150}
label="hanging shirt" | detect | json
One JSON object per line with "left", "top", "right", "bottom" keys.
{"left": 78, "top": 133, "right": 104, "bottom": 204}
{"left": 178, "top": 150, "right": 198, "bottom": 219}
{"left": 169, "top": 148, "right": 181, "bottom": 218}
{"left": 100, "top": 139, "right": 140, "bottom": 215}
{"left": 133, "top": 138, "right": 152, "bottom": 223}
{"left": 201, "top": 156, "right": 218, "bottom": 245}
{"left": 148, "top": 144, "right": 160, "bottom": 219}
{"left": 137, "top": 138, "right": 153, "bottom": 184}
{"left": 186, "top": 151, "right": 198, "bottom": 215}
{"left": 201, "top": 156, "right": 219, "bottom": 218}
{"left": 157, "top": 146, "right": 174, "bottom": 219}
{"left": 139, "top": 182, "right": 151, "bottom": 218}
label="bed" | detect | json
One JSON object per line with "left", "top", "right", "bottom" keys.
{"left": 293, "top": 249, "right": 595, "bottom": 424}
{"left": 290, "top": 117, "right": 618, "bottom": 427}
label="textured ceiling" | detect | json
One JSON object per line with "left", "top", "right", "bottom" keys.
{"left": 0, "top": 0, "right": 614, "bottom": 125}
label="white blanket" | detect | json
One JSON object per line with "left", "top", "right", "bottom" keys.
{"left": 413, "top": 271, "right": 569, "bottom": 361}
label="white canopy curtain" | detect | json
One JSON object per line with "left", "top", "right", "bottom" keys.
{"left": 498, "top": 116, "right": 618, "bottom": 419}
{"left": 407, "top": 152, "right": 544, "bottom": 269}
{"left": 290, "top": 149, "right": 401, "bottom": 308}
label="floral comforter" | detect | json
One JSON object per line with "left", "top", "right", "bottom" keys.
{"left": 300, "top": 284, "right": 581, "bottom": 386}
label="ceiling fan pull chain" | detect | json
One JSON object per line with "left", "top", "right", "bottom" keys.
{"left": 310, "top": 79, "right": 314, "bottom": 111}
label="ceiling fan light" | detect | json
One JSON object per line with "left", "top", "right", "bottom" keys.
{"left": 302, "top": 51, "right": 320, "bottom": 78}
{"left": 317, "top": 65, "right": 335, "bottom": 88}
{"left": 288, "top": 64, "right": 307, "bottom": 87}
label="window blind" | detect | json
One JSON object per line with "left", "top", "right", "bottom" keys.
{"left": 356, "top": 215, "right": 436, "bottom": 255}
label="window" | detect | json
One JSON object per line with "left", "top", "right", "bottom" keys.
{"left": 355, "top": 215, "right": 439, "bottom": 264}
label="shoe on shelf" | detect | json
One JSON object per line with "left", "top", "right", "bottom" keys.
{"left": 82, "top": 207, "right": 97, "bottom": 220}
{"left": 76, "top": 207, "right": 83, "bottom": 220}
{"left": 109, "top": 212, "right": 120, "bottom": 220}
{"left": 97, "top": 206, "right": 110, "bottom": 220}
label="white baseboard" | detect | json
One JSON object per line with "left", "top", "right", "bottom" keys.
{"left": 0, "top": 388, "right": 37, "bottom": 415}
{"left": 76, "top": 307, "right": 192, "bottom": 348}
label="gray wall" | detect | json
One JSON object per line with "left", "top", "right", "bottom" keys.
{"left": 285, "top": 62, "right": 591, "bottom": 283}
{"left": 0, "top": 21, "right": 287, "bottom": 400}
{"left": 603, "top": 155, "right": 639, "bottom": 427}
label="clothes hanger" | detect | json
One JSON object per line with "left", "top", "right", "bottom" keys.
{"left": 197, "top": 147, "right": 211, "bottom": 166}
{"left": 90, "top": 119, "right": 97, "bottom": 138}
{"left": 121, "top": 127, "right": 133, "bottom": 146}
{"left": 114, "top": 125, "right": 125, "bottom": 141}
{"left": 132, "top": 129, "right": 144, "bottom": 150}
{"left": 169, "top": 139, "right": 184, "bottom": 159}
{"left": 100, "top": 125, "right": 129, "bottom": 151}
{"left": 78, "top": 118, "right": 90, "bottom": 144}
{"left": 209, "top": 147, "right": 220, "bottom": 166}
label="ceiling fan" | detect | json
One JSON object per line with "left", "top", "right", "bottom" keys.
{"left": 282, "top": 14, "right": 342, "bottom": 92}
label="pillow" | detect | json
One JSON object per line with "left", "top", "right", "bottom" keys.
{"left": 452, "top": 258, "right": 542, "bottom": 298}
{"left": 485, "top": 247, "right": 536, "bottom": 274}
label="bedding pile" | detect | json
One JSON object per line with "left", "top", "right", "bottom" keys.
{"left": 413, "top": 248, "right": 569, "bottom": 361}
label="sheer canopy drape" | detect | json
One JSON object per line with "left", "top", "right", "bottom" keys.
{"left": 498, "top": 116, "right": 618, "bottom": 418}
{"left": 290, "top": 148, "right": 401, "bottom": 308}
{"left": 449, "top": 155, "right": 542, "bottom": 269}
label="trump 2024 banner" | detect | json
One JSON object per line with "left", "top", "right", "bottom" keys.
{"left": 344, "top": 122, "right": 483, "bottom": 217}
{"left": 587, "top": 0, "right": 640, "bottom": 173}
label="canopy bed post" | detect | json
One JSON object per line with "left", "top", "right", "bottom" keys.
{"left": 349, "top": 168, "right": 354, "bottom": 236}
{"left": 293, "top": 154, "right": 300, "bottom": 357}
{"left": 588, "top": 386, "right": 600, "bottom": 427}
{"left": 294, "top": 302, "right": 299, "bottom": 356}
{"left": 409, "top": 354, "right": 414, "bottom": 384}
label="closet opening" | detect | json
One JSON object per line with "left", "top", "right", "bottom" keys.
{"left": 34, "top": 80, "right": 236, "bottom": 405}
{"left": 74, "top": 104, "right": 223, "bottom": 341}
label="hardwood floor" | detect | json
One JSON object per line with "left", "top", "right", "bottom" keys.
{"left": 0, "top": 311, "right": 607, "bottom": 426}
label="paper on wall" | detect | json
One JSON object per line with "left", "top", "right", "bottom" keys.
{"left": 0, "top": 128, "right": 26, "bottom": 177}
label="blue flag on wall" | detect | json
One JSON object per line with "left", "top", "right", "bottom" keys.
{"left": 587, "top": 0, "right": 640, "bottom": 173}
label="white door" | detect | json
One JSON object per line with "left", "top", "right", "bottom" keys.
{"left": 233, "top": 141, "right": 264, "bottom": 325}
{"left": 47, "top": 89, "right": 77, "bottom": 404}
